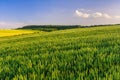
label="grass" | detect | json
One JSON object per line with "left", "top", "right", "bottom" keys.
{"left": 0, "top": 26, "right": 120, "bottom": 80}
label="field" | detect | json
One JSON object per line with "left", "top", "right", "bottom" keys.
{"left": 0, "top": 26, "right": 120, "bottom": 80}
{"left": 0, "top": 30, "right": 37, "bottom": 37}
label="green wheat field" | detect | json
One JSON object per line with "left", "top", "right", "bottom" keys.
{"left": 0, "top": 25, "right": 120, "bottom": 80}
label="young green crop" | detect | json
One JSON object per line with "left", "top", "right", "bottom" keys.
{"left": 0, "top": 26, "right": 120, "bottom": 80}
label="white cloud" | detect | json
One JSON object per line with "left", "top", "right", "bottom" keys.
{"left": 75, "top": 10, "right": 90, "bottom": 18}
{"left": 114, "top": 16, "right": 120, "bottom": 19}
{"left": 92, "top": 12, "right": 112, "bottom": 19}
{"left": 75, "top": 9, "right": 120, "bottom": 19}
{"left": 103, "top": 13, "right": 112, "bottom": 19}
{"left": 93, "top": 12, "right": 103, "bottom": 18}
{"left": 0, "top": 22, "right": 26, "bottom": 29}
{"left": 75, "top": 10, "right": 83, "bottom": 16}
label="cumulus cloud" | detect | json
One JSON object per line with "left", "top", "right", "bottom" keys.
{"left": 75, "top": 9, "right": 120, "bottom": 19}
{"left": 93, "top": 12, "right": 103, "bottom": 18}
{"left": 0, "top": 22, "right": 26, "bottom": 29}
{"left": 75, "top": 10, "right": 90, "bottom": 18}
{"left": 114, "top": 16, "right": 120, "bottom": 19}
{"left": 103, "top": 13, "right": 112, "bottom": 19}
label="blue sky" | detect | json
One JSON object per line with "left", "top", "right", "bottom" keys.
{"left": 0, "top": 0, "right": 120, "bottom": 28}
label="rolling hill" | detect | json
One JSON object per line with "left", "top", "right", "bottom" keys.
{"left": 0, "top": 25, "right": 120, "bottom": 80}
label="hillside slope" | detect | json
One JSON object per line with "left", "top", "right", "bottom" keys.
{"left": 0, "top": 26, "right": 120, "bottom": 80}
{"left": 0, "top": 30, "right": 37, "bottom": 37}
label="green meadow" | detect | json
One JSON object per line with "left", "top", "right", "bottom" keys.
{"left": 0, "top": 26, "right": 120, "bottom": 80}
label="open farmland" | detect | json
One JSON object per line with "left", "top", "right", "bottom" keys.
{"left": 0, "top": 26, "right": 120, "bottom": 80}
{"left": 0, "top": 30, "right": 37, "bottom": 37}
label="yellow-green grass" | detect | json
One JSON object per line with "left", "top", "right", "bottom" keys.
{"left": 0, "top": 26, "right": 120, "bottom": 80}
{"left": 0, "top": 30, "right": 37, "bottom": 37}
